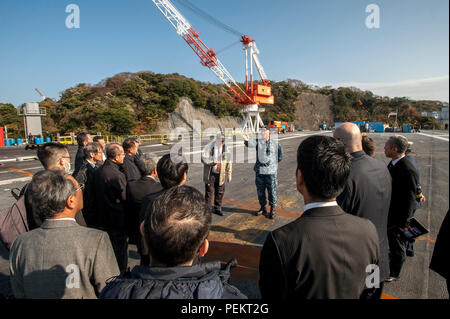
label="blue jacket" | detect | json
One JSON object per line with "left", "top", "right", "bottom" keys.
{"left": 245, "top": 138, "right": 283, "bottom": 175}
{"left": 99, "top": 259, "right": 247, "bottom": 299}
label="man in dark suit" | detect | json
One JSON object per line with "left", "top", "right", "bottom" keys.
{"left": 94, "top": 143, "right": 128, "bottom": 272}
{"left": 73, "top": 132, "right": 92, "bottom": 177}
{"left": 138, "top": 153, "right": 189, "bottom": 266}
{"left": 430, "top": 210, "right": 450, "bottom": 295}
{"left": 126, "top": 155, "right": 163, "bottom": 264}
{"left": 334, "top": 123, "right": 392, "bottom": 298}
{"left": 73, "top": 142, "right": 104, "bottom": 228}
{"left": 259, "top": 135, "right": 380, "bottom": 299}
{"left": 121, "top": 138, "right": 142, "bottom": 182}
{"left": 384, "top": 135, "right": 419, "bottom": 282}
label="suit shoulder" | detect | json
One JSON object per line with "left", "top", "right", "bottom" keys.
{"left": 345, "top": 213, "right": 378, "bottom": 237}
{"left": 269, "top": 216, "right": 304, "bottom": 242}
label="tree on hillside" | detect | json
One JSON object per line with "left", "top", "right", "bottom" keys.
{"left": 0, "top": 103, "right": 24, "bottom": 138}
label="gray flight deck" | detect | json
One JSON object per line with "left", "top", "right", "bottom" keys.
{"left": 0, "top": 130, "right": 448, "bottom": 299}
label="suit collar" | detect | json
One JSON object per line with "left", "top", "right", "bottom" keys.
{"left": 104, "top": 159, "right": 121, "bottom": 169}
{"left": 350, "top": 150, "right": 366, "bottom": 159}
{"left": 141, "top": 176, "right": 157, "bottom": 182}
{"left": 301, "top": 205, "right": 344, "bottom": 217}
{"left": 391, "top": 155, "right": 405, "bottom": 166}
{"left": 41, "top": 219, "right": 78, "bottom": 229}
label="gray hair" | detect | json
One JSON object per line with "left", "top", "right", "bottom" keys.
{"left": 387, "top": 135, "right": 409, "bottom": 154}
{"left": 142, "top": 154, "right": 158, "bottom": 176}
{"left": 106, "top": 143, "right": 122, "bottom": 159}
{"left": 27, "top": 170, "right": 76, "bottom": 221}
{"left": 83, "top": 142, "right": 102, "bottom": 160}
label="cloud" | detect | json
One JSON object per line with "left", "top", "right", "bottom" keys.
{"left": 320, "top": 75, "right": 449, "bottom": 102}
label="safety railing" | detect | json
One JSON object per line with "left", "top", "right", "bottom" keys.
{"left": 56, "top": 129, "right": 244, "bottom": 146}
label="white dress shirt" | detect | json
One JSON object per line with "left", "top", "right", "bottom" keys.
{"left": 304, "top": 201, "right": 338, "bottom": 212}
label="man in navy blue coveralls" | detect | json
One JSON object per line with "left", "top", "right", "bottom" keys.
{"left": 244, "top": 127, "right": 283, "bottom": 219}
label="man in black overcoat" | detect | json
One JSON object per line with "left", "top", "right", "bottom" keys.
{"left": 334, "top": 123, "right": 392, "bottom": 298}
{"left": 94, "top": 143, "right": 128, "bottom": 272}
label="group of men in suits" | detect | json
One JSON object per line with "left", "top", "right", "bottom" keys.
{"left": 7, "top": 139, "right": 247, "bottom": 299}
{"left": 72, "top": 135, "right": 163, "bottom": 272}
{"left": 6, "top": 125, "right": 425, "bottom": 299}
{"left": 259, "top": 123, "right": 421, "bottom": 299}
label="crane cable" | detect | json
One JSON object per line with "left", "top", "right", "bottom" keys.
{"left": 172, "top": 0, "right": 244, "bottom": 38}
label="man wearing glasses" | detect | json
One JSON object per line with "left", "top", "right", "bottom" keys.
{"left": 73, "top": 142, "right": 104, "bottom": 228}
{"left": 21, "top": 143, "right": 87, "bottom": 230}
{"left": 9, "top": 170, "right": 120, "bottom": 299}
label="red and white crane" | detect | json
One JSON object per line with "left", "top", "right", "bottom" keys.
{"left": 34, "top": 88, "right": 46, "bottom": 101}
{"left": 151, "top": 0, "right": 274, "bottom": 132}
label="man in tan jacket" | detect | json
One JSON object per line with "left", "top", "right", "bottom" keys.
{"left": 202, "top": 131, "right": 232, "bottom": 216}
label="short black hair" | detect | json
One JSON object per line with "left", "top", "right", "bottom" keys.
{"left": 27, "top": 170, "right": 76, "bottom": 221}
{"left": 37, "top": 143, "right": 68, "bottom": 169}
{"left": 76, "top": 132, "right": 91, "bottom": 146}
{"left": 93, "top": 136, "right": 105, "bottom": 142}
{"left": 122, "top": 138, "right": 137, "bottom": 152}
{"left": 297, "top": 135, "right": 351, "bottom": 200}
{"left": 83, "top": 142, "right": 101, "bottom": 160}
{"left": 157, "top": 153, "right": 189, "bottom": 189}
{"left": 143, "top": 185, "right": 211, "bottom": 267}
{"left": 362, "top": 135, "right": 376, "bottom": 157}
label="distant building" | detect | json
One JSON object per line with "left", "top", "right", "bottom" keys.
{"left": 441, "top": 107, "right": 449, "bottom": 130}
{"left": 421, "top": 107, "right": 449, "bottom": 130}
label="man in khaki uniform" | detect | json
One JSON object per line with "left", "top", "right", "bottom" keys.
{"left": 202, "top": 131, "right": 232, "bottom": 216}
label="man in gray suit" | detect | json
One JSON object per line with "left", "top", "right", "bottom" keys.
{"left": 9, "top": 170, "right": 120, "bottom": 299}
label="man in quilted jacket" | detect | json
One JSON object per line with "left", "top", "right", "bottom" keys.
{"left": 100, "top": 185, "right": 246, "bottom": 299}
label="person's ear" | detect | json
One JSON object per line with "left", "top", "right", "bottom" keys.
{"left": 179, "top": 172, "right": 187, "bottom": 186}
{"left": 58, "top": 158, "right": 65, "bottom": 169}
{"left": 296, "top": 169, "right": 304, "bottom": 193}
{"left": 66, "top": 194, "right": 77, "bottom": 210}
{"left": 152, "top": 168, "right": 158, "bottom": 177}
{"left": 199, "top": 239, "right": 209, "bottom": 257}
{"left": 140, "top": 221, "right": 145, "bottom": 237}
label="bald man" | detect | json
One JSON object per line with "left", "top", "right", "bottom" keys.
{"left": 334, "top": 123, "right": 392, "bottom": 299}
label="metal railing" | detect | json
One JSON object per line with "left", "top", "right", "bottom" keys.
{"left": 56, "top": 129, "right": 244, "bottom": 145}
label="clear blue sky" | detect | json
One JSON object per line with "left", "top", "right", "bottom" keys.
{"left": 0, "top": 0, "right": 448, "bottom": 106}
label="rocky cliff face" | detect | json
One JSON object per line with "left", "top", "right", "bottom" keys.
{"left": 157, "top": 98, "right": 243, "bottom": 133}
{"left": 158, "top": 93, "right": 336, "bottom": 133}
{"left": 293, "top": 93, "right": 335, "bottom": 130}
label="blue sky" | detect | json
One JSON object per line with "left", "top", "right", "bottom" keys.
{"left": 0, "top": 0, "right": 448, "bottom": 106}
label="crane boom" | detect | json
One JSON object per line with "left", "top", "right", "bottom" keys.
{"left": 152, "top": 0, "right": 253, "bottom": 104}
{"left": 151, "top": 0, "right": 274, "bottom": 133}
{"left": 34, "top": 88, "right": 46, "bottom": 100}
